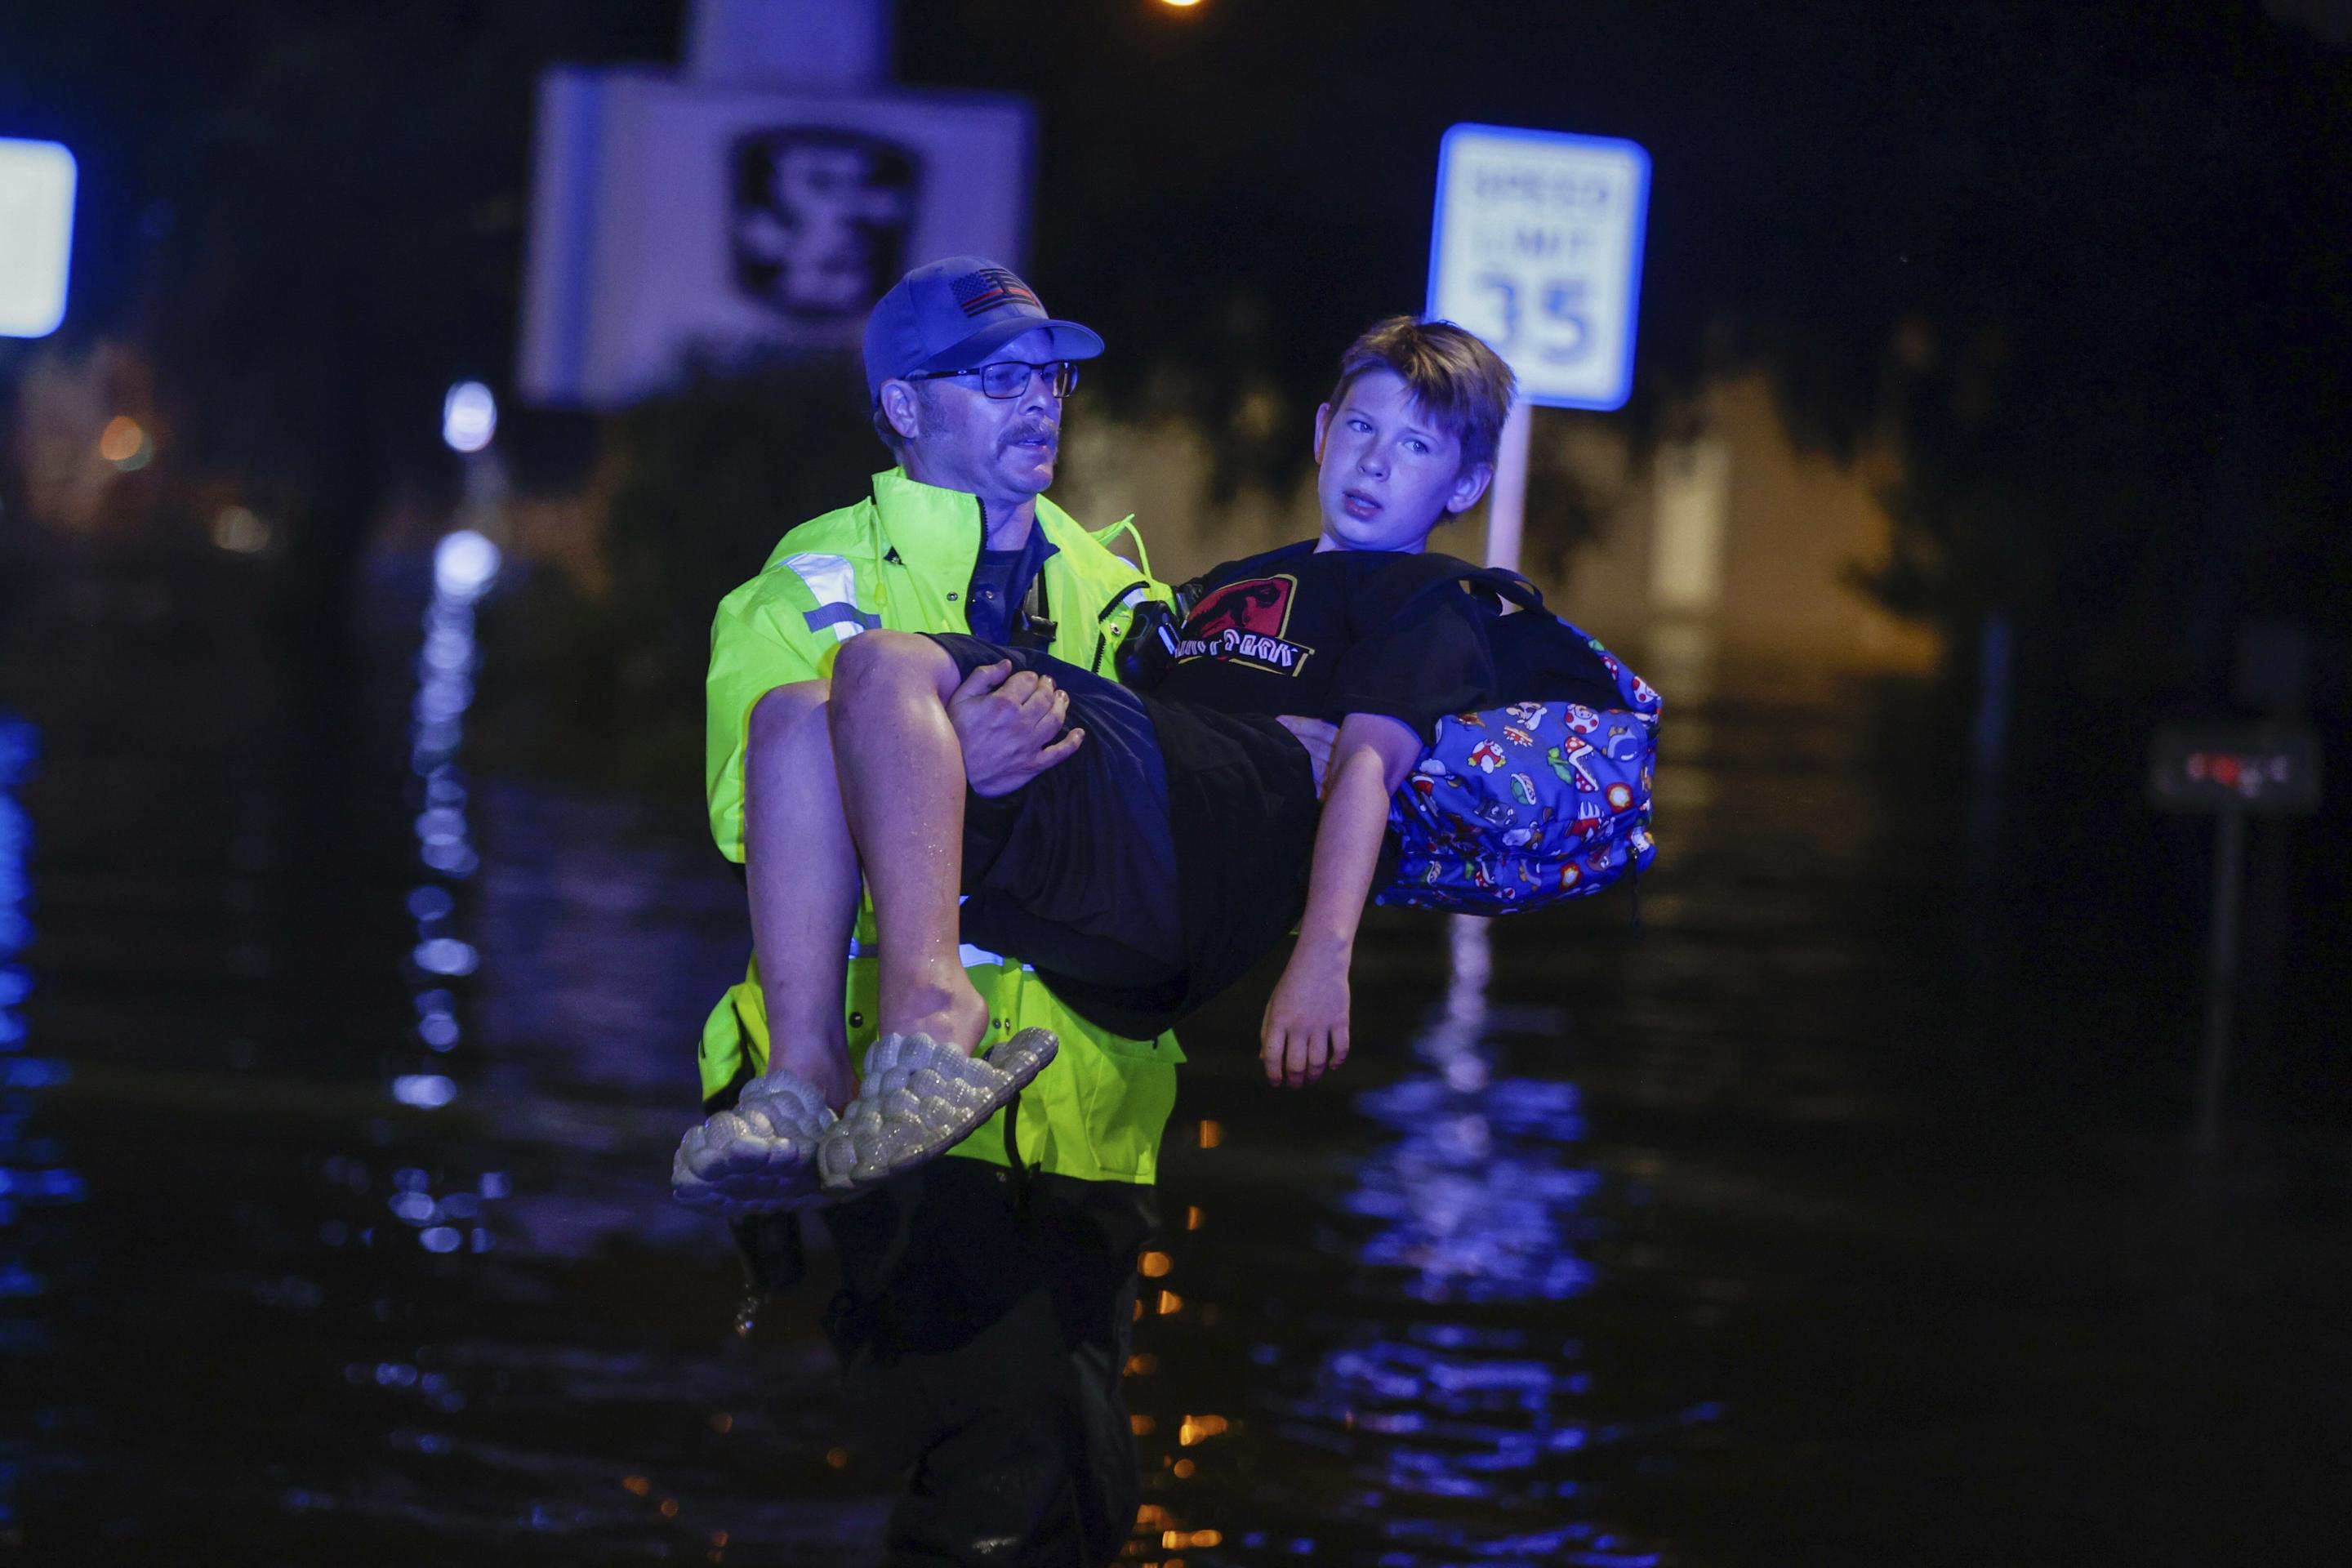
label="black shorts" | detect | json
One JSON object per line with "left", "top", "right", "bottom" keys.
{"left": 931, "top": 635, "right": 1187, "bottom": 1018}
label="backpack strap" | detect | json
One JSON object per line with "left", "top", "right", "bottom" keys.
{"left": 1368, "top": 563, "right": 1552, "bottom": 636}
{"left": 1374, "top": 564, "right": 1640, "bottom": 717}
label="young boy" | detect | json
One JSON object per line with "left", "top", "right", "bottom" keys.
{"left": 677, "top": 318, "right": 1523, "bottom": 1214}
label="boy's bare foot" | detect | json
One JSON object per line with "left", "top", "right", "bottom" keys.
{"left": 881, "top": 973, "right": 991, "bottom": 1057}
{"left": 768, "top": 1036, "right": 855, "bottom": 1114}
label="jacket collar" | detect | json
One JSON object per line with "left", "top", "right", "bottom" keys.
{"left": 869, "top": 467, "right": 1090, "bottom": 564}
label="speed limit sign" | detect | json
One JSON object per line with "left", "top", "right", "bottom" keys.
{"left": 1427, "top": 123, "right": 1650, "bottom": 411}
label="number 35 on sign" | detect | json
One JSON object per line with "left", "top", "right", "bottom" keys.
{"left": 1427, "top": 123, "right": 1650, "bottom": 412}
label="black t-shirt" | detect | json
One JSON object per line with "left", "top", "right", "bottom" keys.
{"left": 1101, "top": 544, "right": 1501, "bottom": 1030}
{"left": 1156, "top": 542, "right": 1500, "bottom": 734}
{"left": 963, "top": 527, "right": 1054, "bottom": 644}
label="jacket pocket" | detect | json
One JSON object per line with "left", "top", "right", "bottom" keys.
{"left": 991, "top": 969, "right": 1181, "bottom": 1184}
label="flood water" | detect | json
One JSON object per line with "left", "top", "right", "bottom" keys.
{"left": 4, "top": 547, "right": 2346, "bottom": 1566}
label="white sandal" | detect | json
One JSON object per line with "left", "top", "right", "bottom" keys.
{"left": 670, "top": 1067, "right": 839, "bottom": 1216}
{"left": 817, "top": 1028, "right": 1059, "bottom": 1197}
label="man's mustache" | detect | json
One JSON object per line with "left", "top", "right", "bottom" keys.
{"left": 1001, "top": 421, "right": 1059, "bottom": 449}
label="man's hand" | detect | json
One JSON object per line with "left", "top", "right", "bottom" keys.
{"left": 950, "top": 659, "right": 1085, "bottom": 797}
{"left": 1274, "top": 716, "right": 1339, "bottom": 796}
{"left": 1259, "top": 938, "right": 1351, "bottom": 1088}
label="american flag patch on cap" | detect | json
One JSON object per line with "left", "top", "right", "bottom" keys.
{"left": 952, "top": 267, "right": 1040, "bottom": 317}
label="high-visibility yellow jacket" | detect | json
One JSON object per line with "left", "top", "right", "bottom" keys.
{"left": 700, "top": 467, "right": 1183, "bottom": 1184}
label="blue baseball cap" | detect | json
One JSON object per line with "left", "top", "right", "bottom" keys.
{"left": 862, "top": 256, "right": 1104, "bottom": 403}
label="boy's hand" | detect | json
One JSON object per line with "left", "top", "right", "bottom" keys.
{"left": 1260, "top": 942, "right": 1351, "bottom": 1088}
{"left": 1274, "top": 716, "right": 1339, "bottom": 795}
{"left": 951, "top": 659, "right": 1084, "bottom": 796}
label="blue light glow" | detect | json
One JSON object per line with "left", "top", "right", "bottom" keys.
{"left": 377, "top": 528, "right": 503, "bottom": 1262}
{"left": 390, "top": 1074, "right": 457, "bottom": 1110}
{"left": 432, "top": 530, "right": 501, "bottom": 602}
{"left": 412, "top": 938, "right": 479, "bottom": 977}
{"left": 0, "top": 712, "right": 81, "bottom": 1535}
{"left": 441, "top": 381, "right": 497, "bottom": 453}
{"left": 0, "top": 139, "right": 76, "bottom": 339}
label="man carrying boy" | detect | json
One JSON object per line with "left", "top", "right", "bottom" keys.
{"left": 699, "top": 316, "right": 1517, "bottom": 1191}
{"left": 839, "top": 316, "right": 1512, "bottom": 1118}
{"left": 696, "top": 310, "right": 1526, "bottom": 1566}
{"left": 698, "top": 256, "right": 1210, "bottom": 1566}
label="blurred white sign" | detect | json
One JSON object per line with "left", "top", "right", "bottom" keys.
{"left": 519, "top": 69, "right": 1032, "bottom": 406}
{"left": 0, "top": 138, "right": 76, "bottom": 339}
{"left": 1428, "top": 123, "right": 1649, "bottom": 411}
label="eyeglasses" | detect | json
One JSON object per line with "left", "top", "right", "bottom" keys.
{"left": 907, "top": 359, "right": 1081, "bottom": 399}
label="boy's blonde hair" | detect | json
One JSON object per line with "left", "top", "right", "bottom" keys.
{"left": 1325, "top": 317, "right": 1517, "bottom": 470}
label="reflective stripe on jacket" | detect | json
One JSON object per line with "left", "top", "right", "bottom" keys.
{"left": 699, "top": 468, "right": 1182, "bottom": 1184}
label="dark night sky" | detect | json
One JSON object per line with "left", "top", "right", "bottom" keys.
{"left": 2, "top": 1, "right": 2347, "bottom": 673}
{"left": 890, "top": 1, "right": 2352, "bottom": 700}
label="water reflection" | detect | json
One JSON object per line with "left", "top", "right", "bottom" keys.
{"left": 254, "top": 537, "right": 880, "bottom": 1557}
{"left": 24, "top": 532, "right": 2330, "bottom": 1564}
{"left": 1337, "top": 921, "right": 1597, "bottom": 1307}
{"left": 1134, "top": 919, "right": 1699, "bottom": 1566}
{"left": 364, "top": 532, "right": 505, "bottom": 1262}
{"left": 0, "top": 713, "right": 82, "bottom": 1544}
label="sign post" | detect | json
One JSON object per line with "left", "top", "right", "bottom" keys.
{"left": 1426, "top": 123, "right": 1650, "bottom": 573}
{"left": 1427, "top": 124, "right": 1649, "bottom": 982}
{"left": 2147, "top": 721, "right": 2323, "bottom": 1156}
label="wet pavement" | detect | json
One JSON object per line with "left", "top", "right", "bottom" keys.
{"left": 3, "top": 548, "right": 2347, "bottom": 1566}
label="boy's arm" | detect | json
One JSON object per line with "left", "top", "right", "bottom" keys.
{"left": 1259, "top": 710, "right": 1423, "bottom": 1087}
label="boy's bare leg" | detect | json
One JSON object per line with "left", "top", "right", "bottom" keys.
{"left": 828, "top": 631, "right": 991, "bottom": 1054}
{"left": 744, "top": 681, "right": 859, "bottom": 1111}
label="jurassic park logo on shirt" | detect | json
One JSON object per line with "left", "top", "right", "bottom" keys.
{"left": 1172, "top": 574, "right": 1315, "bottom": 675}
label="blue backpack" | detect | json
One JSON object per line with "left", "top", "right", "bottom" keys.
{"left": 1373, "top": 569, "right": 1661, "bottom": 916}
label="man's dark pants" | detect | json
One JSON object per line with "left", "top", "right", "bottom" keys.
{"left": 819, "top": 1160, "right": 1156, "bottom": 1565}
{"left": 723, "top": 630, "right": 1171, "bottom": 1561}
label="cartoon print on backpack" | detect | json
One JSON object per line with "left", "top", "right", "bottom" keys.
{"left": 1377, "top": 575, "right": 1659, "bottom": 917}
{"left": 1547, "top": 738, "right": 1601, "bottom": 792}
